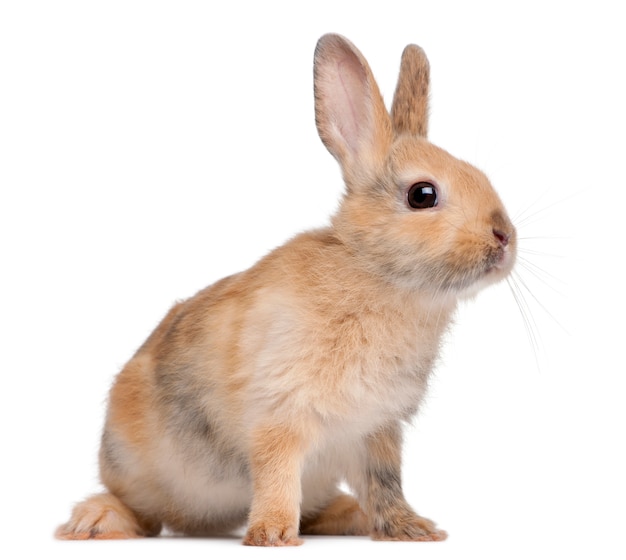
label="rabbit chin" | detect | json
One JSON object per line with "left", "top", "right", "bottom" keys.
{"left": 456, "top": 257, "right": 515, "bottom": 300}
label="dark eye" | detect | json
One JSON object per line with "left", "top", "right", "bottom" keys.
{"left": 407, "top": 182, "right": 438, "bottom": 209}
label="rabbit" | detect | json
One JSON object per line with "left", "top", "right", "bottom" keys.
{"left": 56, "top": 33, "right": 516, "bottom": 546}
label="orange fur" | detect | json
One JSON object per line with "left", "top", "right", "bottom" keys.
{"left": 55, "top": 493, "right": 160, "bottom": 540}
{"left": 243, "top": 425, "right": 308, "bottom": 546}
{"left": 300, "top": 494, "right": 369, "bottom": 536}
{"left": 57, "top": 34, "right": 515, "bottom": 546}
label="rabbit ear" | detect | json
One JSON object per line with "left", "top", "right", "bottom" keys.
{"left": 314, "top": 34, "right": 392, "bottom": 178}
{"left": 390, "top": 44, "right": 430, "bottom": 137}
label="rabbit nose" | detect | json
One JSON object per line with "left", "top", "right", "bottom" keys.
{"left": 492, "top": 228, "right": 510, "bottom": 247}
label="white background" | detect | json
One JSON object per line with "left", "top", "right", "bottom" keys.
{"left": 1, "top": 1, "right": 624, "bottom": 558}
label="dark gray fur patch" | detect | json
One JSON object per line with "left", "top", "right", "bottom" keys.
{"left": 100, "top": 428, "right": 121, "bottom": 471}
{"left": 366, "top": 462, "right": 408, "bottom": 535}
{"left": 155, "top": 362, "right": 214, "bottom": 438}
{"left": 154, "top": 361, "right": 249, "bottom": 481}
{"left": 367, "top": 464, "right": 403, "bottom": 507}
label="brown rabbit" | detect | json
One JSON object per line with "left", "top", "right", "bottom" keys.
{"left": 56, "top": 33, "right": 516, "bottom": 546}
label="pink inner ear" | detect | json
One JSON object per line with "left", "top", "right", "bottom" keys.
{"left": 332, "top": 57, "right": 368, "bottom": 156}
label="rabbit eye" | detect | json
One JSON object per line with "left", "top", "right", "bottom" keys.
{"left": 407, "top": 182, "right": 438, "bottom": 209}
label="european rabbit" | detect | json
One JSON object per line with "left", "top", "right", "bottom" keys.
{"left": 57, "top": 33, "right": 516, "bottom": 546}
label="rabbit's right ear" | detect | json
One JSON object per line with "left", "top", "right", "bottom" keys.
{"left": 314, "top": 34, "right": 392, "bottom": 182}
{"left": 390, "top": 44, "right": 430, "bottom": 137}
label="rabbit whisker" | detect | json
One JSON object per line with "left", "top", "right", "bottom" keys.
{"left": 512, "top": 262, "right": 569, "bottom": 336}
{"left": 516, "top": 254, "right": 565, "bottom": 287}
{"left": 506, "top": 273, "right": 543, "bottom": 372}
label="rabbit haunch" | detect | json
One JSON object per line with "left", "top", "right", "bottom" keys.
{"left": 57, "top": 33, "right": 515, "bottom": 546}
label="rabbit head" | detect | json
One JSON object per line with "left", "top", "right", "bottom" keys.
{"left": 314, "top": 34, "right": 516, "bottom": 297}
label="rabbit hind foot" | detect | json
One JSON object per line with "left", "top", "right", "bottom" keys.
{"left": 55, "top": 492, "right": 161, "bottom": 540}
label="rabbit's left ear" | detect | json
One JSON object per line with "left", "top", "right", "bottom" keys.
{"left": 390, "top": 45, "right": 430, "bottom": 137}
{"left": 313, "top": 34, "right": 392, "bottom": 178}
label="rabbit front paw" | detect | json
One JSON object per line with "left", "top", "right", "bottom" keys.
{"left": 243, "top": 519, "right": 303, "bottom": 547}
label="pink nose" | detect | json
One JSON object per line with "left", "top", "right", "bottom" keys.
{"left": 493, "top": 228, "right": 510, "bottom": 247}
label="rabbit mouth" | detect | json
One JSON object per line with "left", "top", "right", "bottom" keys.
{"left": 435, "top": 246, "right": 516, "bottom": 294}
{"left": 470, "top": 246, "right": 516, "bottom": 288}
{"left": 485, "top": 244, "right": 515, "bottom": 274}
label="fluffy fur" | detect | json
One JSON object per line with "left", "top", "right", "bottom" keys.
{"left": 56, "top": 34, "right": 516, "bottom": 546}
